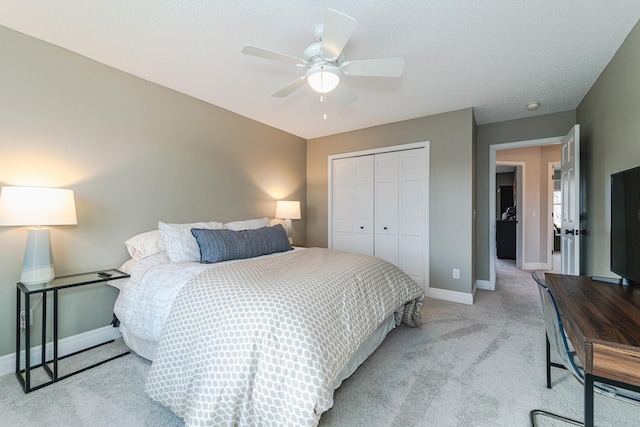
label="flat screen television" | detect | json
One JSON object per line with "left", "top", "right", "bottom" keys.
{"left": 611, "top": 165, "right": 640, "bottom": 286}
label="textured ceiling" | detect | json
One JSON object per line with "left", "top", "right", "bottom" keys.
{"left": 1, "top": 1, "right": 639, "bottom": 139}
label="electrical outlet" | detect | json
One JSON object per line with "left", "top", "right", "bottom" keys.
{"left": 19, "top": 310, "right": 33, "bottom": 331}
{"left": 453, "top": 269, "right": 460, "bottom": 279}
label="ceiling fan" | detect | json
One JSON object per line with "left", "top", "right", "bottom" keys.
{"left": 241, "top": 9, "right": 405, "bottom": 106}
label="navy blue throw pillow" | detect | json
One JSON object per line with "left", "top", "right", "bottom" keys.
{"left": 191, "top": 224, "right": 292, "bottom": 263}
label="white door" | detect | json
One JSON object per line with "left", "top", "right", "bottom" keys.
{"left": 331, "top": 156, "right": 374, "bottom": 255}
{"left": 398, "top": 149, "right": 427, "bottom": 286}
{"left": 560, "top": 125, "right": 581, "bottom": 275}
{"left": 375, "top": 152, "right": 399, "bottom": 265}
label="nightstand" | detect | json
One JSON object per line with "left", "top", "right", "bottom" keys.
{"left": 15, "top": 269, "right": 130, "bottom": 393}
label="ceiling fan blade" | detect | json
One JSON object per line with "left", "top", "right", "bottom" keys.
{"left": 320, "top": 9, "right": 357, "bottom": 61}
{"left": 242, "top": 45, "right": 305, "bottom": 65}
{"left": 271, "top": 76, "right": 307, "bottom": 97}
{"left": 341, "top": 58, "right": 405, "bottom": 77}
{"left": 331, "top": 81, "right": 358, "bottom": 105}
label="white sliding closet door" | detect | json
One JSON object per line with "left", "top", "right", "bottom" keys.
{"left": 329, "top": 143, "right": 428, "bottom": 289}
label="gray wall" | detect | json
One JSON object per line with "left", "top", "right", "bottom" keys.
{"left": 307, "top": 108, "right": 476, "bottom": 294}
{"left": 577, "top": 20, "right": 640, "bottom": 278}
{"left": 475, "top": 111, "right": 576, "bottom": 281}
{"left": 0, "top": 26, "right": 307, "bottom": 358}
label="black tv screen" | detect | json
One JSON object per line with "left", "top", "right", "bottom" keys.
{"left": 611, "top": 165, "right": 640, "bottom": 286}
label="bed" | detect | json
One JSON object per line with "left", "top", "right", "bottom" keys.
{"left": 113, "top": 220, "right": 424, "bottom": 427}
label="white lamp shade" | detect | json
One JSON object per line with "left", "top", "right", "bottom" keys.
{"left": 0, "top": 186, "right": 77, "bottom": 285}
{"left": 0, "top": 186, "right": 77, "bottom": 226}
{"left": 275, "top": 200, "right": 301, "bottom": 220}
{"left": 275, "top": 200, "right": 301, "bottom": 245}
{"left": 306, "top": 65, "right": 341, "bottom": 94}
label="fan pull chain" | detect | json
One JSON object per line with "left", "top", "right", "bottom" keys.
{"left": 323, "top": 94, "right": 328, "bottom": 120}
{"left": 320, "top": 66, "right": 328, "bottom": 119}
{"left": 319, "top": 94, "right": 328, "bottom": 120}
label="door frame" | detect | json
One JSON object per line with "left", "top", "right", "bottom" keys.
{"left": 327, "top": 141, "right": 430, "bottom": 290}
{"left": 548, "top": 161, "right": 561, "bottom": 270}
{"left": 484, "top": 136, "right": 563, "bottom": 291}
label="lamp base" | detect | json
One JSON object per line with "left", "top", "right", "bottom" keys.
{"left": 284, "top": 218, "right": 293, "bottom": 245}
{"left": 21, "top": 228, "right": 55, "bottom": 285}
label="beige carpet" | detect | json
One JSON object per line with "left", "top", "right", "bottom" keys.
{"left": 1, "top": 257, "right": 639, "bottom": 426}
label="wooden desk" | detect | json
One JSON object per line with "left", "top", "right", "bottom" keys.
{"left": 545, "top": 273, "right": 640, "bottom": 426}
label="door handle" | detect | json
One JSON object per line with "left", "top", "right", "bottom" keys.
{"left": 564, "top": 229, "right": 585, "bottom": 236}
{"left": 360, "top": 226, "right": 364, "bottom": 230}
{"left": 383, "top": 226, "right": 388, "bottom": 230}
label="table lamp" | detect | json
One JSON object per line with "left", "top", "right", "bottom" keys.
{"left": 275, "top": 200, "right": 301, "bottom": 245}
{"left": 0, "top": 186, "right": 77, "bottom": 285}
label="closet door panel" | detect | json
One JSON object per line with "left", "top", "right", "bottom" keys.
{"left": 375, "top": 181, "right": 398, "bottom": 229}
{"left": 353, "top": 184, "right": 374, "bottom": 255}
{"left": 331, "top": 156, "right": 373, "bottom": 254}
{"left": 353, "top": 156, "right": 374, "bottom": 255}
{"left": 375, "top": 234, "right": 398, "bottom": 265}
{"left": 398, "top": 149, "right": 427, "bottom": 285}
{"left": 332, "top": 184, "right": 353, "bottom": 252}
{"left": 375, "top": 180, "right": 398, "bottom": 264}
{"left": 399, "top": 179, "right": 424, "bottom": 233}
{"left": 400, "top": 235, "right": 423, "bottom": 284}
{"left": 332, "top": 158, "right": 354, "bottom": 252}
{"left": 375, "top": 155, "right": 397, "bottom": 180}
{"left": 375, "top": 152, "right": 399, "bottom": 265}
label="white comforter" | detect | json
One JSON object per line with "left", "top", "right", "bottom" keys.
{"left": 114, "top": 253, "right": 209, "bottom": 346}
{"left": 114, "top": 249, "right": 312, "bottom": 351}
{"left": 141, "top": 248, "right": 424, "bottom": 427}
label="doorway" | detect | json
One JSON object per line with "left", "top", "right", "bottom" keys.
{"left": 485, "top": 136, "right": 562, "bottom": 291}
{"left": 495, "top": 162, "right": 524, "bottom": 269}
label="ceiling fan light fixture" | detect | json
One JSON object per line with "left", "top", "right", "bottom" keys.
{"left": 306, "top": 65, "right": 340, "bottom": 94}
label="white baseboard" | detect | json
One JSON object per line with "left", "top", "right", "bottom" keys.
{"left": 476, "top": 279, "right": 493, "bottom": 291}
{"left": 428, "top": 286, "right": 474, "bottom": 305}
{"left": 0, "top": 325, "right": 122, "bottom": 377}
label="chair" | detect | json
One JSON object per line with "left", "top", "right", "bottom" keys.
{"left": 530, "top": 270, "right": 640, "bottom": 426}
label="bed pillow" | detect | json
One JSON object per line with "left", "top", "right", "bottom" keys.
{"left": 224, "top": 217, "right": 270, "bottom": 231}
{"left": 191, "top": 224, "right": 292, "bottom": 263}
{"left": 124, "top": 230, "right": 165, "bottom": 260}
{"left": 159, "top": 221, "right": 225, "bottom": 262}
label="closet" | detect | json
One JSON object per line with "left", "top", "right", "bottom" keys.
{"left": 329, "top": 144, "right": 428, "bottom": 288}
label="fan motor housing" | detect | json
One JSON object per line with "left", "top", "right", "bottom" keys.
{"left": 303, "top": 41, "right": 344, "bottom": 67}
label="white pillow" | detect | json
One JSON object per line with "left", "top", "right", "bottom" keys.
{"left": 124, "top": 230, "right": 165, "bottom": 260}
{"left": 159, "top": 221, "right": 225, "bottom": 262}
{"left": 224, "top": 217, "right": 270, "bottom": 231}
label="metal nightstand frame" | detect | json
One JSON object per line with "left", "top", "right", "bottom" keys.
{"left": 15, "top": 269, "right": 130, "bottom": 393}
